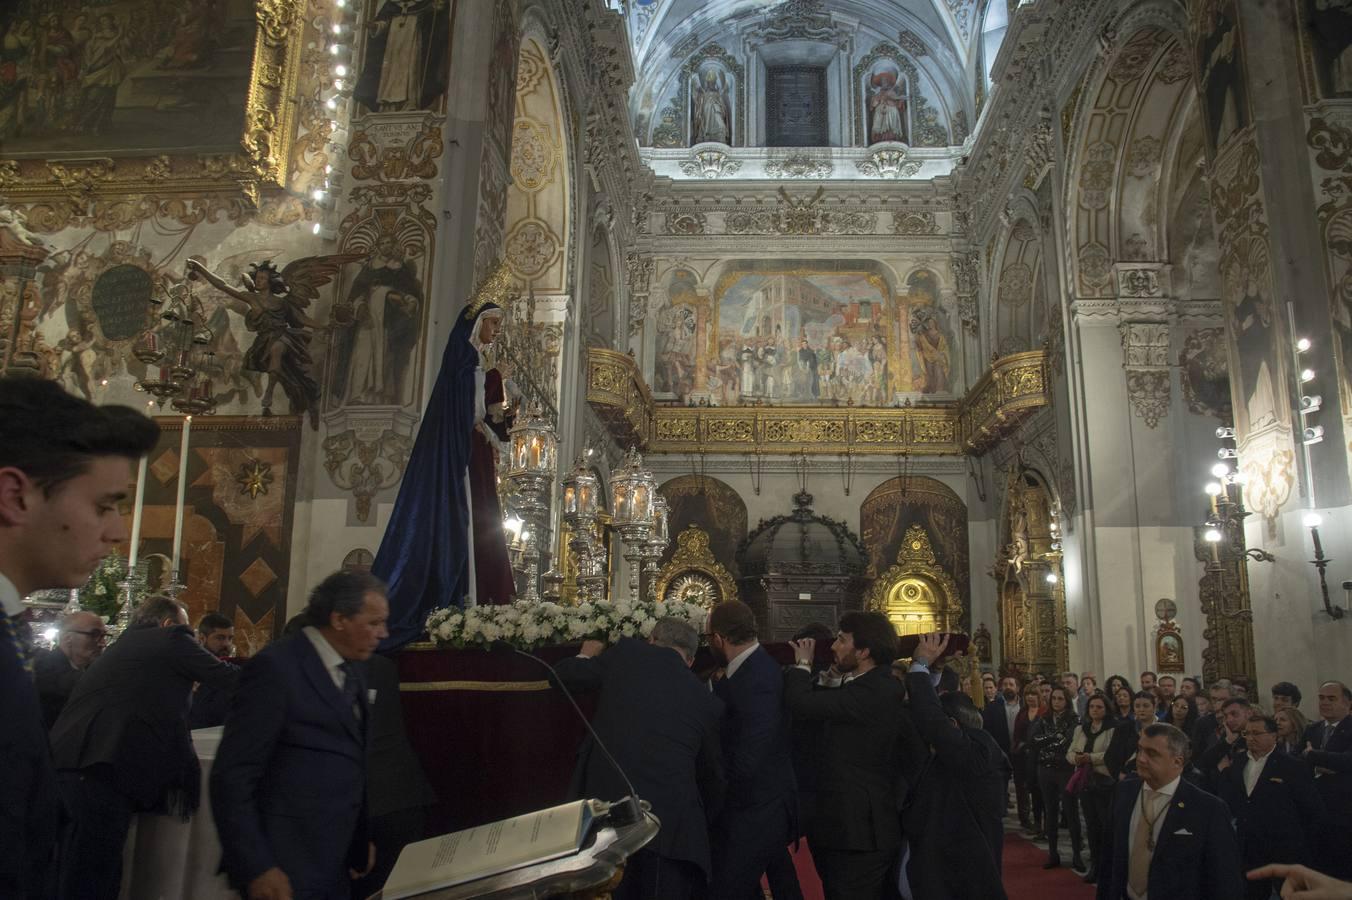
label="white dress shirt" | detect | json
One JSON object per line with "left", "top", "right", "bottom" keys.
{"left": 1127, "top": 775, "right": 1181, "bottom": 900}
{"left": 1243, "top": 750, "right": 1272, "bottom": 796}
{"left": 0, "top": 572, "right": 23, "bottom": 618}
{"left": 724, "top": 642, "right": 759, "bottom": 679}
{"left": 303, "top": 625, "right": 347, "bottom": 691}
{"left": 1004, "top": 698, "right": 1021, "bottom": 742}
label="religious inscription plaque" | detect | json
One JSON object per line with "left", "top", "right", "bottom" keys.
{"left": 90, "top": 265, "right": 153, "bottom": 342}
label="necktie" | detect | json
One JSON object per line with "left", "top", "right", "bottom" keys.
{"left": 1129, "top": 788, "right": 1157, "bottom": 897}
{"left": 339, "top": 661, "right": 363, "bottom": 723}
{"left": 1323, "top": 722, "right": 1335, "bottom": 750}
{"left": 1, "top": 612, "right": 34, "bottom": 680}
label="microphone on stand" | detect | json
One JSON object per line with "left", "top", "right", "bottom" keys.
{"left": 491, "top": 641, "right": 644, "bottom": 827}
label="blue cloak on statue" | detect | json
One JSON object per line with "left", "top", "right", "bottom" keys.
{"left": 373, "top": 301, "right": 501, "bottom": 649}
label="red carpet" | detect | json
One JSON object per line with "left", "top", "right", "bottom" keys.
{"left": 1002, "top": 833, "right": 1097, "bottom": 900}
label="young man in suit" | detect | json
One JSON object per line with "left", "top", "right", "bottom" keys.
{"left": 904, "top": 633, "right": 1010, "bottom": 900}
{"left": 1303, "top": 680, "right": 1352, "bottom": 879}
{"left": 1096, "top": 723, "right": 1243, "bottom": 900}
{"left": 553, "top": 617, "right": 725, "bottom": 900}
{"left": 703, "top": 600, "right": 803, "bottom": 900}
{"left": 1195, "top": 697, "right": 1251, "bottom": 790}
{"left": 51, "top": 596, "right": 240, "bottom": 899}
{"left": 187, "top": 610, "right": 236, "bottom": 729}
{"left": 212, "top": 571, "right": 387, "bottom": 900}
{"left": 0, "top": 376, "right": 158, "bottom": 899}
{"left": 784, "top": 611, "right": 905, "bottom": 900}
{"left": 1218, "top": 711, "right": 1324, "bottom": 900}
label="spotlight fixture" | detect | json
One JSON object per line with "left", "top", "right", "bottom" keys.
{"left": 1216, "top": 426, "right": 1236, "bottom": 440}
{"left": 1304, "top": 425, "right": 1325, "bottom": 445}
{"left": 1217, "top": 448, "right": 1238, "bottom": 459}
{"left": 1301, "top": 368, "right": 1316, "bottom": 383}
{"left": 1304, "top": 511, "right": 1323, "bottom": 529}
{"left": 1301, "top": 394, "right": 1323, "bottom": 413}
{"left": 1297, "top": 338, "right": 1312, "bottom": 352}
{"left": 1211, "top": 462, "right": 1230, "bottom": 479}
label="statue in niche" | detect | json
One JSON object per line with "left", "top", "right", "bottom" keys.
{"left": 354, "top": 0, "right": 451, "bottom": 112}
{"left": 690, "top": 66, "right": 731, "bottom": 145}
{"left": 330, "top": 234, "right": 423, "bottom": 407}
{"left": 1007, "top": 500, "right": 1029, "bottom": 575}
{"left": 188, "top": 255, "right": 359, "bottom": 427}
{"left": 1307, "top": 0, "right": 1352, "bottom": 97}
{"left": 867, "top": 66, "right": 908, "bottom": 144}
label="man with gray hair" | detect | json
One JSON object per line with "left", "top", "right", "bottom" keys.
{"left": 552, "top": 619, "right": 724, "bottom": 899}
{"left": 34, "top": 610, "right": 106, "bottom": 729}
{"left": 1096, "top": 722, "right": 1242, "bottom": 899}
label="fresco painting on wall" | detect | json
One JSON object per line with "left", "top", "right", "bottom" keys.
{"left": 1224, "top": 235, "right": 1281, "bottom": 434}
{"left": 1195, "top": 0, "right": 1251, "bottom": 157}
{"left": 654, "top": 261, "right": 956, "bottom": 407}
{"left": 865, "top": 63, "right": 908, "bottom": 145}
{"left": 1305, "top": 0, "right": 1352, "bottom": 99}
{"left": 690, "top": 63, "right": 732, "bottom": 145}
{"left": 0, "top": 0, "right": 256, "bottom": 153}
{"left": 353, "top": 0, "right": 453, "bottom": 113}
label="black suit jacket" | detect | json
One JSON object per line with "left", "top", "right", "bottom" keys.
{"left": 981, "top": 696, "right": 1015, "bottom": 758}
{"left": 0, "top": 609, "right": 58, "bottom": 899}
{"left": 713, "top": 645, "right": 797, "bottom": 812}
{"left": 554, "top": 638, "right": 724, "bottom": 877}
{"left": 33, "top": 647, "right": 82, "bottom": 730}
{"left": 783, "top": 664, "right": 903, "bottom": 853}
{"left": 1096, "top": 777, "right": 1243, "bottom": 900}
{"left": 366, "top": 653, "right": 435, "bottom": 819}
{"left": 50, "top": 623, "right": 238, "bottom": 813}
{"left": 210, "top": 632, "right": 370, "bottom": 894}
{"left": 1218, "top": 750, "right": 1323, "bottom": 870}
{"left": 1104, "top": 719, "right": 1146, "bottom": 779}
{"left": 904, "top": 669, "right": 1009, "bottom": 900}
{"left": 1303, "top": 717, "right": 1352, "bottom": 814}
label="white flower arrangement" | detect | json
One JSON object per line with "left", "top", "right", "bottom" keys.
{"left": 424, "top": 599, "right": 708, "bottom": 650}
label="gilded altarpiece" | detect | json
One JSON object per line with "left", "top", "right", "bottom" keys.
{"left": 995, "top": 470, "right": 1067, "bottom": 675}
{"left": 657, "top": 475, "right": 747, "bottom": 580}
{"left": 858, "top": 475, "right": 969, "bottom": 626}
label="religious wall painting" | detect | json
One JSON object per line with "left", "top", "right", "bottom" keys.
{"left": 1179, "top": 327, "right": 1232, "bottom": 422}
{"left": 653, "top": 268, "right": 700, "bottom": 396}
{"left": 327, "top": 206, "right": 430, "bottom": 408}
{"left": 483, "top": 0, "right": 519, "bottom": 159}
{"left": 1195, "top": 0, "right": 1252, "bottom": 158}
{"left": 1222, "top": 234, "right": 1284, "bottom": 435}
{"left": 690, "top": 62, "right": 733, "bottom": 146}
{"left": 0, "top": 0, "right": 258, "bottom": 155}
{"left": 1303, "top": 0, "right": 1352, "bottom": 99}
{"left": 656, "top": 475, "right": 747, "bottom": 581}
{"left": 354, "top": 0, "right": 453, "bottom": 114}
{"left": 906, "top": 269, "right": 953, "bottom": 395}
{"left": 864, "top": 60, "right": 909, "bottom": 145}
{"left": 584, "top": 225, "right": 615, "bottom": 350}
{"left": 859, "top": 476, "right": 970, "bottom": 624}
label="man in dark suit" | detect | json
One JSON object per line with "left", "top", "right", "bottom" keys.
{"left": 1218, "top": 711, "right": 1324, "bottom": 900}
{"left": 1096, "top": 722, "right": 1243, "bottom": 900}
{"left": 553, "top": 617, "right": 724, "bottom": 900}
{"left": 350, "top": 650, "right": 436, "bottom": 900}
{"left": 1303, "top": 680, "right": 1352, "bottom": 879}
{"left": 0, "top": 375, "right": 157, "bottom": 899}
{"left": 1195, "top": 696, "right": 1251, "bottom": 790}
{"left": 783, "top": 611, "right": 903, "bottom": 899}
{"left": 187, "top": 610, "right": 236, "bottom": 729}
{"left": 212, "top": 570, "right": 387, "bottom": 899}
{"left": 982, "top": 674, "right": 1029, "bottom": 825}
{"left": 1191, "top": 679, "right": 1233, "bottom": 760}
{"left": 1105, "top": 691, "right": 1160, "bottom": 780}
{"left": 904, "top": 633, "right": 1009, "bottom": 900}
{"left": 703, "top": 600, "right": 803, "bottom": 900}
{"left": 34, "top": 610, "right": 106, "bottom": 729}
{"left": 50, "top": 596, "right": 240, "bottom": 899}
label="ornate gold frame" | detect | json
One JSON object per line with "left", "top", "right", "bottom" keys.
{"left": 586, "top": 348, "right": 1049, "bottom": 456}
{"left": 655, "top": 525, "right": 738, "bottom": 608}
{"left": 866, "top": 525, "right": 963, "bottom": 629}
{"left": 0, "top": 0, "right": 309, "bottom": 205}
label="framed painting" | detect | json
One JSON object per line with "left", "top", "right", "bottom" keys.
{"left": 0, "top": 0, "right": 309, "bottom": 202}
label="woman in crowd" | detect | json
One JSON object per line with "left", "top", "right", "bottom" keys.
{"left": 1104, "top": 674, "right": 1131, "bottom": 701}
{"left": 1168, "top": 694, "right": 1199, "bottom": 745}
{"left": 1030, "top": 685, "right": 1083, "bottom": 871}
{"left": 1276, "top": 707, "right": 1310, "bottom": 756}
{"left": 1068, "top": 690, "right": 1116, "bottom": 885}
{"left": 1113, "top": 685, "right": 1133, "bottom": 720}
{"left": 1016, "top": 682, "right": 1045, "bottom": 838}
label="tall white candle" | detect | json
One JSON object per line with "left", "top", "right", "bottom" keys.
{"left": 170, "top": 416, "right": 191, "bottom": 576}
{"left": 127, "top": 455, "right": 148, "bottom": 570}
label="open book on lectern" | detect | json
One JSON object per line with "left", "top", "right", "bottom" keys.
{"left": 380, "top": 799, "right": 597, "bottom": 898}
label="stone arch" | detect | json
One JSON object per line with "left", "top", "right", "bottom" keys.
{"left": 859, "top": 474, "right": 970, "bottom": 624}
{"left": 503, "top": 32, "right": 573, "bottom": 295}
{"left": 656, "top": 474, "right": 748, "bottom": 581}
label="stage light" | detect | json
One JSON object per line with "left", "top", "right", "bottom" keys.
{"left": 335, "top": 64, "right": 348, "bottom": 77}
{"left": 1304, "top": 512, "right": 1323, "bottom": 529}
{"left": 1302, "top": 394, "right": 1322, "bottom": 413}
{"left": 1211, "top": 463, "right": 1229, "bottom": 478}
{"left": 1304, "top": 425, "right": 1325, "bottom": 445}
{"left": 1301, "top": 368, "right": 1316, "bottom": 383}
{"left": 1045, "top": 573, "right": 1058, "bottom": 585}
{"left": 1216, "top": 427, "right": 1235, "bottom": 440}
{"left": 1297, "top": 338, "right": 1312, "bottom": 352}
{"left": 1218, "top": 448, "right": 1238, "bottom": 459}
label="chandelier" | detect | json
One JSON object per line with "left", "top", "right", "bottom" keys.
{"left": 133, "top": 277, "right": 218, "bottom": 416}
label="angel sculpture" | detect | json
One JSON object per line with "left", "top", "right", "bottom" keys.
{"left": 187, "top": 254, "right": 359, "bottom": 428}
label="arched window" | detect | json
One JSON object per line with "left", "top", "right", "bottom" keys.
{"left": 981, "top": 1, "right": 1010, "bottom": 89}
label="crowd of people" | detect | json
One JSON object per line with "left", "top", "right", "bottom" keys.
{"left": 4, "top": 372, "right": 1352, "bottom": 900}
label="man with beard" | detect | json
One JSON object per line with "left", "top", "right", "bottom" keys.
{"left": 702, "top": 601, "right": 802, "bottom": 900}
{"left": 783, "top": 611, "right": 909, "bottom": 899}
{"left": 983, "top": 675, "right": 1031, "bottom": 825}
